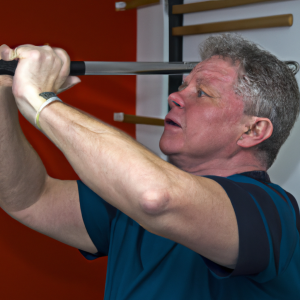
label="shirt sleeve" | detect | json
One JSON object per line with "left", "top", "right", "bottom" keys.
{"left": 202, "top": 175, "right": 300, "bottom": 282}
{"left": 77, "top": 180, "right": 117, "bottom": 260}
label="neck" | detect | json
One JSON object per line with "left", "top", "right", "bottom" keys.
{"left": 168, "top": 150, "right": 266, "bottom": 177}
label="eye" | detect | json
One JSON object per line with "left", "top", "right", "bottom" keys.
{"left": 198, "top": 89, "right": 210, "bottom": 97}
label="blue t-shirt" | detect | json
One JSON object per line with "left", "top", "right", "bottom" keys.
{"left": 78, "top": 172, "right": 300, "bottom": 300}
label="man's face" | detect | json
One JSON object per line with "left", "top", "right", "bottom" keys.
{"left": 159, "top": 56, "right": 247, "bottom": 172}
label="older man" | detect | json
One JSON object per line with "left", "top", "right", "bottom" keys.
{"left": 0, "top": 34, "right": 299, "bottom": 299}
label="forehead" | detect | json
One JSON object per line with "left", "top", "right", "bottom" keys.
{"left": 186, "top": 56, "right": 239, "bottom": 85}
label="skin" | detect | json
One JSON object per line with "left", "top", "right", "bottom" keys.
{"left": 160, "top": 56, "right": 273, "bottom": 176}
{"left": 0, "top": 45, "right": 273, "bottom": 269}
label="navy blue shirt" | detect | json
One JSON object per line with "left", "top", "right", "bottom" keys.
{"left": 78, "top": 172, "right": 300, "bottom": 299}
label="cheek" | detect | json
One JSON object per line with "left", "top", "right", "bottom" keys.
{"left": 186, "top": 101, "right": 244, "bottom": 142}
{"left": 185, "top": 108, "right": 223, "bottom": 146}
{"left": 223, "top": 93, "right": 245, "bottom": 124}
{"left": 187, "top": 105, "right": 226, "bottom": 130}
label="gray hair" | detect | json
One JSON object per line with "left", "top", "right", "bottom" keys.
{"left": 199, "top": 33, "right": 300, "bottom": 169}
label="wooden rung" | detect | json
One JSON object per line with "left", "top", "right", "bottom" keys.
{"left": 114, "top": 113, "right": 164, "bottom": 126}
{"left": 115, "top": 0, "right": 159, "bottom": 11}
{"left": 172, "top": 0, "right": 274, "bottom": 14}
{"left": 172, "top": 14, "right": 293, "bottom": 36}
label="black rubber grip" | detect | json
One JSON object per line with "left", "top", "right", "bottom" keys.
{"left": 0, "top": 60, "right": 18, "bottom": 76}
{"left": 0, "top": 60, "right": 85, "bottom": 76}
{"left": 70, "top": 61, "right": 85, "bottom": 76}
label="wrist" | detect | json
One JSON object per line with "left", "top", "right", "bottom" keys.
{"left": 35, "top": 93, "right": 62, "bottom": 129}
{"left": 18, "top": 89, "right": 46, "bottom": 112}
{"left": 0, "top": 75, "right": 13, "bottom": 88}
{"left": 32, "top": 94, "right": 47, "bottom": 111}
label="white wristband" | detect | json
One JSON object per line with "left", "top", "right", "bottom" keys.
{"left": 35, "top": 97, "right": 62, "bottom": 129}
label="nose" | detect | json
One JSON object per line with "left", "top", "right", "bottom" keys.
{"left": 168, "top": 91, "right": 185, "bottom": 109}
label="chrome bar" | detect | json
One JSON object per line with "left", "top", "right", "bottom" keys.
{"left": 84, "top": 61, "right": 199, "bottom": 75}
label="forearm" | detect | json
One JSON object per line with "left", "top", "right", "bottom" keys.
{"left": 39, "top": 101, "right": 176, "bottom": 225}
{"left": 0, "top": 84, "right": 47, "bottom": 212}
{"left": 0, "top": 43, "right": 181, "bottom": 227}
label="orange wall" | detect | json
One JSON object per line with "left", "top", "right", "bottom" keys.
{"left": 0, "top": 1, "right": 136, "bottom": 299}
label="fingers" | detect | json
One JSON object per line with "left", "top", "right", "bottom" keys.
{"left": 0, "top": 45, "right": 16, "bottom": 87}
{"left": 0, "top": 43, "right": 81, "bottom": 128}
{"left": 0, "top": 44, "right": 14, "bottom": 61}
{"left": 52, "top": 47, "right": 71, "bottom": 92}
{"left": 53, "top": 48, "right": 70, "bottom": 74}
{"left": 0, "top": 44, "right": 71, "bottom": 78}
{"left": 0, "top": 44, "right": 64, "bottom": 71}
{"left": 0, "top": 43, "right": 80, "bottom": 97}
{"left": 0, "top": 44, "right": 36, "bottom": 61}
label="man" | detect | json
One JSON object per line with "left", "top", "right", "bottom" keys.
{"left": 0, "top": 34, "right": 299, "bottom": 299}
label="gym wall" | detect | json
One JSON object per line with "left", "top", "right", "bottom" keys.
{"left": 182, "top": 0, "right": 300, "bottom": 204}
{"left": 137, "top": 0, "right": 300, "bottom": 205}
{"left": 136, "top": 1, "right": 169, "bottom": 160}
{"left": 0, "top": 0, "right": 136, "bottom": 299}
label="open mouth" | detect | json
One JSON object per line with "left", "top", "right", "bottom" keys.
{"left": 165, "top": 118, "right": 181, "bottom": 127}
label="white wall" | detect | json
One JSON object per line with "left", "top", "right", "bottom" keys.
{"left": 136, "top": 1, "right": 169, "bottom": 160}
{"left": 137, "top": 0, "right": 300, "bottom": 203}
{"left": 183, "top": 0, "right": 300, "bottom": 202}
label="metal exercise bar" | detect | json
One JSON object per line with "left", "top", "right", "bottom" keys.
{"left": 0, "top": 59, "right": 298, "bottom": 76}
{"left": 0, "top": 60, "right": 199, "bottom": 76}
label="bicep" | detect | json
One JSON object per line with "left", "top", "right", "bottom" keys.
{"left": 146, "top": 176, "right": 239, "bottom": 268}
{"left": 188, "top": 177, "right": 239, "bottom": 268}
{"left": 7, "top": 176, "right": 97, "bottom": 253}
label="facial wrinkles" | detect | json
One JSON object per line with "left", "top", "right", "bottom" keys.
{"left": 180, "top": 76, "right": 220, "bottom": 110}
{"left": 190, "top": 62, "right": 236, "bottom": 98}
{"left": 166, "top": 58, "right": 246, "bottom": 155}
{"left": 206, "top": 67, "right": 242, "bottom": 118}
{"left": 182, "top": 59, "right": 244, "bottom": 129}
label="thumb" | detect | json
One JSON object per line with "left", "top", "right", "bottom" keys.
{"left": 57, "top": 76, "right": 81, "bottom": 94}
{"left": 0, "top": 44, "right": 16, "bottom": 61}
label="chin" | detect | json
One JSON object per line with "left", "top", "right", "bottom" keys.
{"left": 159, "top": 137, "right": 181, "bottom": 157}
{"left": 159, "top": 135, "right": 172, "bottom": 155}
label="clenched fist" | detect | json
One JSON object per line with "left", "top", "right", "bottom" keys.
{"left": 0, "top": 44, "right": 80, "bottom": 127}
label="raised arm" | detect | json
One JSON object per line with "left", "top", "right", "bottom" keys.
{"left": 39, "top": 101, "right": 238, "bottom": 268}
{"left": 0, "top": 74, "right": 97, "bottom": 253}
{"left": 1, "top": 44, "right": 239, "bottom": 268}
{"left": 0, "top": 75, "right": 45, "bottom": 211}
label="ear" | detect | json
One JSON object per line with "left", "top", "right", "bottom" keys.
{"left": 237, "top": 118, "right": 273, "bottom": 148}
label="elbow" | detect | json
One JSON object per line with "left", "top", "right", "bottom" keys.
{"left": 140, "top": 189, "right": 170, "bottom": 215}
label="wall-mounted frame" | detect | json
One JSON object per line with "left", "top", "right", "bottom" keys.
{"left": 168, "top": 0, "right": 184, "bottom": 96}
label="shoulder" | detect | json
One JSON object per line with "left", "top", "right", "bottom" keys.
{"left": 205, "top": 172, "right": 300, "bottom": 279}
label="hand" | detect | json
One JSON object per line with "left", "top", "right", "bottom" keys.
{"left": 0, "top": 44, "right": 80, "bottom": 127}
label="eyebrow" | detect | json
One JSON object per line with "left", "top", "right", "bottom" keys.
{"left": 196, "top": 78, "right": 209, "bottom": 87}
{"left": 178, "top": 79, "right": 212, "bottom": 92}
{"left": 196, "top": 78, "right": 216, "bottom": 90}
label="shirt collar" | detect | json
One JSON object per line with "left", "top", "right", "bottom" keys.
{"left": 239, "top": 170, "right": 271, "bottom": 183}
